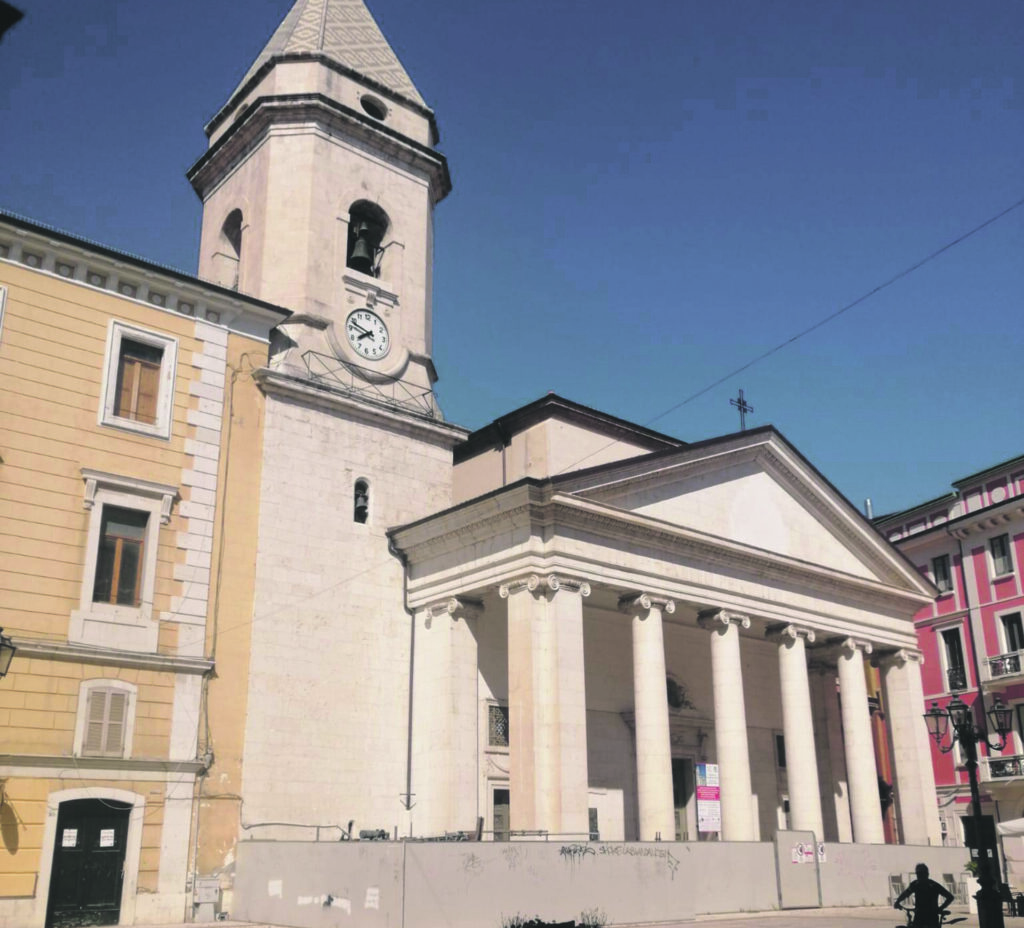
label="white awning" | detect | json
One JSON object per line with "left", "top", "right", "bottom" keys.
{"left": 997, "top": 818, "right": 1024, "bottom": 837}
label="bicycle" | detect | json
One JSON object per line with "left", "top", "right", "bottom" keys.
{"left": 894, "top": 903, "right": 964, "bottom": 927}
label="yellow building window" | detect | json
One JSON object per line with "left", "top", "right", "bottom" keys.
{"left": 93, "top": 506, "right": 148, "bottom": 606}
{"left": 83, "top": 687, "right": 129, "bottom": 757}
{"left": 114, "top": 339, "right": 162, "bottom": 425}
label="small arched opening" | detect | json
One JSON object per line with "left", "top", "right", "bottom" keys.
{"left": 213, "top": 209, "right": 243, "bottom": 290}
{"left": 346, "top": 201, "right": 389, "bottom": 277}
{"left": 354, "top": 479, "right": 369, "bottom": 524}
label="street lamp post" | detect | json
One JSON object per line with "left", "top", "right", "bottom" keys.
{"left": 924, "top": 694, "right": 1013, "bottom": 928}
{"left": 0, "top": 628, "right": 15, "bottom": 679}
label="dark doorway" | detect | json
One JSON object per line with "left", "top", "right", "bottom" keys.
{"left": 493, "top": 788, "right": 510, "bottom": 841}
{"left": 672, "top": 757, "right": 694, "bottom": 840}
{"left": 46, "top": 798, "right": 131, "bottom": 928}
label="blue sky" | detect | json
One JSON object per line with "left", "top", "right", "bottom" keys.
{"left": 1, "top": 0, "right": 1021, "bottom": 516}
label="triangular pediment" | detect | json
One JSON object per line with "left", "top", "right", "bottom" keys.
{"left": 556, "top": 429, "right": 929, "bottom": 593}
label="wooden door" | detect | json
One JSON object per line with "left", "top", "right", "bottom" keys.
{"left": 46, "top": 799, "right": 131, "bottom": 928}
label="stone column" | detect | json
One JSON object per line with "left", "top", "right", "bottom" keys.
{"left": 767, "top": 624, "right": 824, "bottom": 839}
{"left": 410, "top": 596, "right": 482, "bottom": 836}
{"left": 698, "top": 608, "right": 755, "bottom": 841}
{"left": 501, "top": 574, "right": 590, "bottom": 838}
{"left": 620, "top": 593, "right": 676, "bottom": 841}
{"left": 877, "top": 649, "right": 943, "bottom": 846}
{"left": 837, "top": 638, "right": 885, "bottom": 844}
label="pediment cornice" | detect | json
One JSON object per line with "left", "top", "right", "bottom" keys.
{"left": 389, "top": 482, "right": 933, "bottom": 615}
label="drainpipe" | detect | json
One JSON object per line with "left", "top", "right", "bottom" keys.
{"left": 388, "top": 534, "right": 417, "bottom": 825}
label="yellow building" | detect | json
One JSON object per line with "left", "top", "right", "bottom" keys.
{"left": 0, "top": 212, "right": 286, "bottom": 927}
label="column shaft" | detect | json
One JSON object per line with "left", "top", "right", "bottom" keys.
{"left": 503, "top": 575, "right": 590, "bottom": 838}
{"left": 773, "top": 627, "right": 825, "bottom": 838}
{"left": 410, "top": 598, "right": 481, "bottom": 836}
{"left": 837, "top": 641, "right": 885, "bottom": 844}
{"left": 701, "top": 609, "right": 756, "bottom": 841}
{"left": 624, "top": 595, "right": 675, "bottom": 841}
{"left": 879, "top": 651, "right": 943, "bottom": 846}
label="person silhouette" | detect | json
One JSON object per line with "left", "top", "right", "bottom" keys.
{"left": 894, "top": 863, "right": 955, "bottom": 926}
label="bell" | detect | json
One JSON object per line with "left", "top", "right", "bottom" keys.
{"left": 354, "top": 491, "right": 369, "bottom": 523}
{"left": 348, "top": 221, "right": 378, "bottom": 274}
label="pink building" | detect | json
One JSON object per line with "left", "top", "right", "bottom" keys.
{"left": 876, "top": 453, "right": 1024, "bottom": 878}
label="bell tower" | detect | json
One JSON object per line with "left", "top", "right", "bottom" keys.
{"left": 188, "top": 0, "right": 451, "bottom": 395}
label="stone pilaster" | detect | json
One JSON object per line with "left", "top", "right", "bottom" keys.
{"left": 410, "top": 596, "right": 482, "bottom": 836}
{"left": 837, "top": 637, "right": 885, "bottom": 844}
{"left": 876, "top": 648, "right": 943, "bottom": 846}
{"left": 698, "top": 608, "right": 755, "bottom": 841}
{"left": 501, "top": 574, "right": 590, "bottom": 838}
{"left": 766, "top": 624, "right": 824, "bottom": 839}
{"left": 620, "top": 593, "right": 676, "bottom": 841}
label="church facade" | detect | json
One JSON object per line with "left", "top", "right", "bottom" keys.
{"left": 0, "top": 0, "right": 952, "bottom": 924}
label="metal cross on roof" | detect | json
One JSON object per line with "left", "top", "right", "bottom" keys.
{"left": 730, "top": 389, "right": 754, "bottom": 431}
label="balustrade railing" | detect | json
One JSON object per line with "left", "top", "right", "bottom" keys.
{"left": 984, "top": 754, "right": 1024, "bottom": 780}
{"left": 946, "top": 666, "right": 968, "bottom": 692}
{"left": 987, "top": 651, "right": 1023, "bottom": 681}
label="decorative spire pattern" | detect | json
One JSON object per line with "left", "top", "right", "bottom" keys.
{"left": 235, "top": 0, "right": 425, "bottom": 106}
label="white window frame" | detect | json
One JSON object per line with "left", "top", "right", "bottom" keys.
{"left": 936, "top": 622, "right": 969, "bottom": 693}
{"left": 931, "top": 553, "right": 954, "bottom": 595}
{"left": 997, "top": 609, "right": 1024, "bottom": 656}
{"left": 988, "top": 533, "right": 1016, "bottom": 579}
{"left": 98, "top": 320, "right": 178, "bottom": 439}
{"left": 70, "top": 469, "right": 177, "bottom": 652}
{"left": 73, "top": 679, "right": 137, "bottom": 758}
{"left": 0, "top": 285, "right": 7, "bottom": 343}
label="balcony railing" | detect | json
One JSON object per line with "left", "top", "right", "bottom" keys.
{"left": 301, "top": 350, "right": 440, "bottom": 419}
{"left": 982, "top": 754, "right": 1024, "bottom": 782}
{"left": 946, "top": 666, "right": 968, "bottom": 692}
{"left": 984, "top": 651, "right": 1024, "bottom": 684}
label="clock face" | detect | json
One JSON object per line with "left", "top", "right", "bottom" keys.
{"left": 345, "top": 309, "right": 390, "bottom": 360}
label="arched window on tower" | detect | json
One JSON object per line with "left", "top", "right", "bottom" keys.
{"left": 346, "top": 201, "right": 389, "bottom": 278}
{"left": 212, "top": 209, "right": 244, "bottom": 290}
{"left": 354, "top": 479, "right": 369, "bottom": 524}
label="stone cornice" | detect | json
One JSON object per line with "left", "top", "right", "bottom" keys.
{"left": 253, "top": 368, "right": 468, "bottom": 448}
{"left": 81, "top": 468, "right": 179, "bottom": 524}
{"left": 0, "top": 212, "right": 288, "bottom": 338}
{"left": 0, "top": 754, "right": 205, "bottom": 775}
{"left": 11, "top": 638, "right": 214, "bottom": 675}
{"left": 190, "top": 93, "right": 450, "bottom": 202}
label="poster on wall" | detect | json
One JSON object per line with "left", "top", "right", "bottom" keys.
{"left": 695, "top": 762, "right": 721, "bottom": 833}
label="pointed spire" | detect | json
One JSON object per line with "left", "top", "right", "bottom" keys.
{"left": 235, "top": 0, "right": 425, "bottom": 106}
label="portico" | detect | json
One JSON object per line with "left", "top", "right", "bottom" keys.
{"left": 391, "top": 418, "right": 943, "bottom": 848}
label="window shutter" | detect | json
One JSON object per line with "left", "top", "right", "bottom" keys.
{"left": 135, "top": 359, "right": 160, "bottom": 424}
{"left": 105, "top": 691, "right": 127, "bottom": 755}
{"left": 84, "top": 689, "right": 108, "bottom": 755}
{"left": 82, "top": 687, "right": 128, "bottom": 757}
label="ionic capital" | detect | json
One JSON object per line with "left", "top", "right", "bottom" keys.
{"left": 765, "top": 623, "right": 816, "bottom": 646}
{"left": 836, "top": 636, "right": 873, "bottom": 659}
{"left": 499, "top": 573, "right": 591, "bottom": 599}
{"left": 872, "top": 647, "right": 924, "bottom": 669}
{"left": 697, "top": 608, "right": 751, "bottom": 633}
{"left": 426, "top": 596, "right": 484, "bottom": 621}
{"left": 618, "top": 593, "right": 676, "bottom": 617}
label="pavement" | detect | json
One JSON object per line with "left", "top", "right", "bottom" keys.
{"left": 128, "top": 907, "right": 1013, "bottom": 928}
